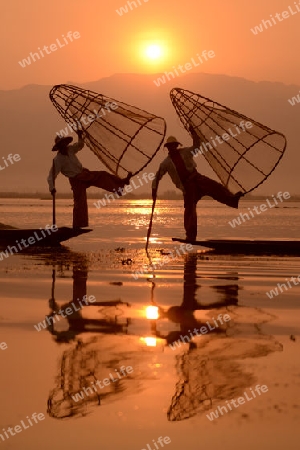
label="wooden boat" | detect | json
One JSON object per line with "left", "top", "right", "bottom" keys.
{"left": 172, "top": 238, "right": 300, "bottom": 255}
{"left": 0, "top": 226, "right": 92, "bottom": 247}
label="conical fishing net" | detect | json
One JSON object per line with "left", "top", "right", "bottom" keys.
{"left": 170, "top": 88, "right": 287, "bottom": 194}
{"left": 49, "top": 84, "right": 166, "bottom": 178}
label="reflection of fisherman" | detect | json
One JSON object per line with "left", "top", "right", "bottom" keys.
{"left": 47, "top": 261, "right": 130, "bottom": 343}
{"left": 162, "top": 253, "right": 237, "bottom": 344}
{"left": 47, "top": 130, "right": 132, "bottom": 228}
{"left": 152, "top": 127, "right": 243, "bottom": 241}
{"left": 164, "top": 253, "right": 282, "bottom": 422}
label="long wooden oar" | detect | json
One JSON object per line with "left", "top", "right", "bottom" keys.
{"left": 145, "top": 188, "right": 158, "bottom": 254}
{"left": 52, "top": 160, "right": 56, "bottom": 227}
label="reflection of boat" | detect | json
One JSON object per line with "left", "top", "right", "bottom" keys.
{"left": 0, "top": 226, "right": 92, "bottom": 247}
{"left": 173, "top": 237, "right": 300, "bottom": 255}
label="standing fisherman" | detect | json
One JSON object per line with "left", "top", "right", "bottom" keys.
{"left": 47, "top": 130, "right": 131, "bottom": 228}
{"left": 151, "top": 127, "right": 242, "bottom": 241}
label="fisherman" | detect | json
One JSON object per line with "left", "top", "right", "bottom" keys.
{"left": 47, "top": 130, "right": 132, "bottom": 228}
{"left": 152, "top": 127, "right": 243, "bottom": 241}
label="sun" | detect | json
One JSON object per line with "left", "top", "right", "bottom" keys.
{"left": 145, "top": 44, "right": 162, "bottom": 60}
{"left": 133, "top": 33, "right": 174, "bottom": 70}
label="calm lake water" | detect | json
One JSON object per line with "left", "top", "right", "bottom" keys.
{"left": 1, "top": 197, "right": 300, "bottom": 246}
{"left": 0, "top": 198, "right": 299, "bottom": 450}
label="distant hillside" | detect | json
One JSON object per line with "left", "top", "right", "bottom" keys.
{"left": 0, "top": 73, "right": 298, "bottom": 194}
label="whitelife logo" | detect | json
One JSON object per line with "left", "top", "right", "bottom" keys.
{"left": 228, "top": 191, "right": 290, "bottom": 228}
{"left": 71, "top": 366, "right": 133, "bottom": 402}
{"left": 56, "top": 102, "right": 118, "bottom": 138}
{"left": 0, "top": 342, "right": 8, "bottom": 351}
{"left": 250, "top": 2, "right": 300, "bottom": 35}
{"left": 288, "top": 90, "right": 300, "bottom": 106}
{"left": 116, "top": 0, "right": 149, "bottom": 16}
{"left": 191, "top": 121, "right": 253, "bottom": 159}
{"left": 93, "top": 172, "right": 155, "bottom": 209}
{"left": 206, "top": 385, "right": 269, "bottom": 421}
{"left": 34, "top": 295, "right": 96, "bottom": 332}
{"left": 169, "top": 314, "right": 231, "bottom": 350}
{"left": 0, "top": 412, "right": 45, "bottom": 443}
{"left": 153, "top": 50, "right": 215, "bottom": 87}
{"left": 132, "top": 243, "right": 193, "bottom": 280}
{"left": 0, "top": 225, "right": 58, "bottom": 261}
{"left": 266, "top": 274, "right": 300, "bottom": 299}
{"left": 0, "top": 153, "right": 21, "bottom": 171}
{"left": 18, "top": 31, "right": 81, "bottom": 68}
{"left": 140, "top": 436, "right": 171, "bottom": 450}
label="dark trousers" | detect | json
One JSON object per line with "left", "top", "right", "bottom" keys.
{"left": 183, "top": 173, "right": 238, "bottom": 241}
{"left": 69, "top": 168, "right": 127, "bottom": 228}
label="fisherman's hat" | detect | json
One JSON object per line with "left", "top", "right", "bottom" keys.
{"left": 52, "top": 135, "right": 73, "bottom": 151}
{"left": 164, "top": 136, "right": 182, "bottom": 147}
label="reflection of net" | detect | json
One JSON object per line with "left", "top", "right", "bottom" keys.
{"left": 168, "top": 351, "right": 213, "bottom": 421}
{"left": 47, "top": 331, "right": 157, "bottom": 419}
{"left": 49, "top": 84, "right": 166, "bottom": 177}
{"left": 170, "top": 88, "right": 287, "bottom": 194}
{"left": 97, "top": 303, "right": 130, "bottom": 323}
{"left": 48, "top": 341, "right": 121, "bottom": 419}
{"left": 47, "top": 338, "right": 136, "bottom": 419}
{"left": 167, "top": 329, "right": 283, "bottom": 421}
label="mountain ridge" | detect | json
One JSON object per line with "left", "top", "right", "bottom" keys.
{"left": 0, "top": 72, "right": 298, "bottom": 194}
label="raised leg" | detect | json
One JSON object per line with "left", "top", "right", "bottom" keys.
{"left": 68, "top": 169, "right": 132, "bottom": 228}
{"left": 195, "top": 174, "right": 240, "bottom": 208}
{"left": 87, "top": 171, "right": 129, "bottom": 192}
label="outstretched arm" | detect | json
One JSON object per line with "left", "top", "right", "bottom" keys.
{"left": 189, "top": 125, "right": 201, "bottom": 149}
{"left": 152, "top": 160, "right": 168, "bottom": 197}
{"left": 69, "top": 130, "right": 85, "bottom": 153}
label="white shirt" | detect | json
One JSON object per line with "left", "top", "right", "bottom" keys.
{"left": 152, "top": 142, "right": 199, "bottom": 193}
{"left": 47, "top": 139, "right": 84, "bottom": 191}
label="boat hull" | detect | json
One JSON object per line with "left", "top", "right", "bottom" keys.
{"left": 0, "top": 227, "right": 92, "bottom": 247}
{"left": 172, "top": 238, "right": 300, "bottom": 255}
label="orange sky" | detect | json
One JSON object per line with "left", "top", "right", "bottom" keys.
{"left": 1, "top": 0, "right": 300, "bottom": 90}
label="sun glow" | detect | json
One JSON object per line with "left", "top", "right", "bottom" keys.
{"left": 139, "top": 39, "right": 169, "bottom": 66}
{"left": 129, "top": 29, "right": 177, "bottom": 71}
{"left": 142, "top": 337, "right": 157, "bottom": 347}
{"left": 146, "top": 305, "right": 159, "bottom": 320}
{"left": 145, "top": 44, "right": 162, "bottom": 60}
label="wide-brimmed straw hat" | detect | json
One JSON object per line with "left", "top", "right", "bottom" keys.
{"left": 164, "top": 136, "right": 182, "bottom": 147}
{"left": 52, "top": 135, "right": 73, "bottom": 151}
